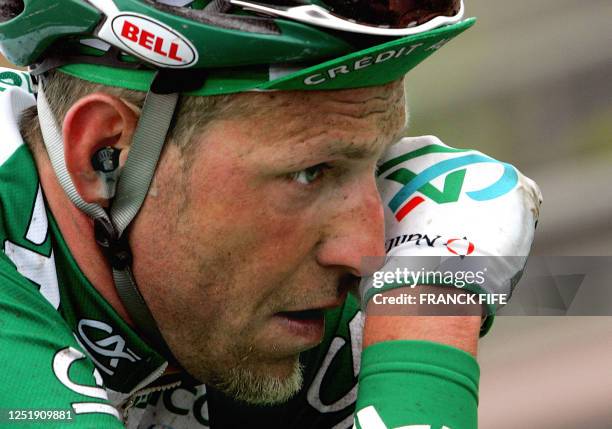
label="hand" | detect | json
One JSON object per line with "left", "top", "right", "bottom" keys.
{"left": 360, "top": 135, "right": 542, "bottom": 317}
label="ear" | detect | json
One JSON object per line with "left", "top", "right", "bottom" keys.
{"left": 63, "top": 92, "right": 138, "bottom": 207}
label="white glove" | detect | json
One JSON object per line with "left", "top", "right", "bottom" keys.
{"left": 360, "top": 136, "right": 542, "bottom": 320}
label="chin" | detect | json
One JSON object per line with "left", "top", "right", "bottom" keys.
{"left": 202, "top": 354, "right": 305, "bottom": 405}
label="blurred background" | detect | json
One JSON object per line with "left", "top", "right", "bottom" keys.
{"left": 406, "top": 0, "right": 612, "bottom": 257}
{"left": 1, "top": 0, "right": 611, "bottom": 427}
{"left": 404, "top": 0, "right": 612, "bottom": 427}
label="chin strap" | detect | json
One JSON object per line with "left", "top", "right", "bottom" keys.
{"left": 37, "top": 73, "right": 179, "bottom": 361}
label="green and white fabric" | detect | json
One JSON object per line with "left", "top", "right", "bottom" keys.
{"left": 1, "top": 69, "right": 483, "bottom": 429}
{"left": 359, "top": 136, "right": 542, "bottom": 333}
{"left": 0, "top": 67, "right": 366, "bottom": 428}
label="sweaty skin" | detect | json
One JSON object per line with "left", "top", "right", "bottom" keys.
{"left": 35, "top": 79, "right": 478, "bottom": 404}
{"left": 128, "top": 82, "right": 406, "bottom": 395}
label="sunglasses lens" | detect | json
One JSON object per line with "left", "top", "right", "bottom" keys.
{"left": 233, "top": 0, "right": 462, "bottom": 30}
{"left": 322, "top": 0, "right": 461, "bottom": 28}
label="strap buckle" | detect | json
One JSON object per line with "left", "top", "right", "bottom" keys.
{"left": 94, "top": 218, "right": 133, "bottom": 270}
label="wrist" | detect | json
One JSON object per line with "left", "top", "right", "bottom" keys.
{"left": 356, "top": 340, "right": 480, "bottom": 429}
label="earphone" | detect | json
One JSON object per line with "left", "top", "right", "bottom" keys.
{"left": 92, "top": 146, "right": 121, "bottom": 173}
{"left": 91, "top": 147, "right": 122, "bottom": 199}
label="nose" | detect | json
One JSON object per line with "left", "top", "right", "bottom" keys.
{"left": 316, "top": 174, "right": 386, "bottom": 277}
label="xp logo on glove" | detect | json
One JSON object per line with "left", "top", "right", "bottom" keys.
{"left": 377, "top": 143, "right": 518, "bottom": 221}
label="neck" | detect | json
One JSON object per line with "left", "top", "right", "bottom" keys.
{"left": 34, "top": 151, "right": 137, "bottom": 327}
{"left": 35, "top": 148, "right": 182, "bottom": 376}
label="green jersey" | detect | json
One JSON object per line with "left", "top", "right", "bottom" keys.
{"left": 0, "top": 67, "right": 363, "bottom": 428}
{"left": 1, "top": 67, "right": 483, "bottom": 429}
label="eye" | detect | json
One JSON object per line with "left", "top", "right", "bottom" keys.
{"left": 289, "top": 163, "right": 330, "bottom": 185}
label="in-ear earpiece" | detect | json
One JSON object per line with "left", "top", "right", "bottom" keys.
{"left": 91, "top": 147, "right": 122, "bottom": 200}
{"left": 92, "top": 147, "right": 121, "bottom": 173}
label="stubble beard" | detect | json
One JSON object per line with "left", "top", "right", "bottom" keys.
{"left": 212, "top": 357, "right": 305, "bottom": 405}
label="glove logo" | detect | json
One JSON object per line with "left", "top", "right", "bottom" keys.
{"left": 444, "top": 237, "right": 475, "bottom": 257}
{"left": 377, "top": 144, "right": 518, "bottom": 221}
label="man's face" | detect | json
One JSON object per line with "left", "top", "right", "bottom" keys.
{"left": 129, "top": 80, "right": 407, "bottom": 403}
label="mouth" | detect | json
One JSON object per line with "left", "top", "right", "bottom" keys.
{"left": 278, "top": 308, "right": 324, "bottom": 321}
{"left": 269, "top": 288, "right": 349, "bottom": 349}
{"left": 272, "top": 308, "right": 326, "bottom": 347}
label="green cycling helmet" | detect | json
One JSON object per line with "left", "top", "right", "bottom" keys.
{"left": 0, "top": 0, "right": 475, "bottom": 362}
{"left": 0, "top": 0, "right": 474, "bottom": 95}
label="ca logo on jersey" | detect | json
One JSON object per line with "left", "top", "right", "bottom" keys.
{"left": 53, "top": 347, "right": 121, "bottom": 419}
{"left": 307, "top": 311, "right": 363, "bottom": 429}
{"left": 75, "top": 319, "right": 141, "bottom": 376}
{"left": 377, "top": 144, "right": 518, "bottom": 222}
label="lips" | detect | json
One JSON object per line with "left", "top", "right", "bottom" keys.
{"left": 278, "top": 308, "right": 324, "bottom": 321}
{"left": 272, "top": 308, "right": 326, "bottom": 347}
{"left": 271, "top": 291, "right": 348, "bottom": 348}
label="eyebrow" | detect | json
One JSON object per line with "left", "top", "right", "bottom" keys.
{"left": 325, "top": 125, "right": 408, "bottom": 161}
{"left": 325, "top": 142, "right": 382, "bottom": 160}
{"left": 327, "top": 127, "right": 407, "bottom": 160}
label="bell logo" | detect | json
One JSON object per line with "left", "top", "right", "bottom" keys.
{"left": 111, "top": 14, "right": 197, "bottom": 67}
{"left": 120, "top": 20, "right": 183, "bottom": 61}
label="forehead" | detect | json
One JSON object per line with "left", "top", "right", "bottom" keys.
{"left": 229, "top": 80, "right": 407, "bottom": 155}
{"left": 249, "top": 80, "right": 405, "bottom": 124}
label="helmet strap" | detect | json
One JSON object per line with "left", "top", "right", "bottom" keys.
{"left": 37, "top": 72, "right": 180, "bottom": 364}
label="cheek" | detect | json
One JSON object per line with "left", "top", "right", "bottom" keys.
{"left": 186, "top": 159, "right": 321, "bottom": 260}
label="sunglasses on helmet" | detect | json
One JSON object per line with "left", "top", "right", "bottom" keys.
{"left": 229, "top": 0, "right": 464, "bottom": 36}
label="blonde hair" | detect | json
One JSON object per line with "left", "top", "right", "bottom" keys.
{"left": 20, "top": 70, "right": 244, "bottom": 159}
